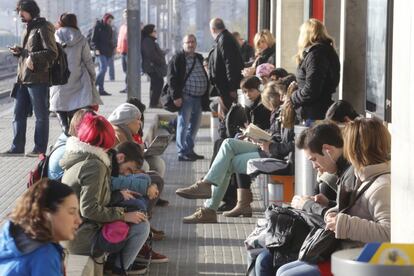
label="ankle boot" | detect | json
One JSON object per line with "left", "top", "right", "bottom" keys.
{"left": 222, "top": 188, "right": 253, "bottom": 217}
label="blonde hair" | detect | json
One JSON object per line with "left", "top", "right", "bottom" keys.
{"left": 343, "top": 117, "right": 391, "bottom": 171}
{"left": 261, "top": 81, "right": 282, "bottom": 112}
{"left": 253, "top": 30, "right": 275, "bottom": 55}
{"left": 295, "top": 19, "right": 335, "bottom": 64}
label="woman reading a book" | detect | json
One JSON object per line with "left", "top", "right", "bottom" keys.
{"left": 176, "top": 79, "right": 296, "bottom": 224}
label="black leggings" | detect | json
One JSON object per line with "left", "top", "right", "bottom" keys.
{"left": 148, "top": 72, "right": 164, "bottom": 107}
{"left": 56, "top": 109, "right": 79, "bottom": 135}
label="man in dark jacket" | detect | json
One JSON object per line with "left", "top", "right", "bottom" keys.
{"left": 293, "top": 122, "right": 350, "bottom": 216}
{"left": 1, "top": 0, "right": 58, "bottom": 157}
{"left": 208, "top": 18, "right": 243, "bottom": 115}
{"left": 232, "top": 31, "right": 254, "bottom": 65}
{"left": 91, "top": 13, "right": 115, "bottom": 96}
{"left": 167, "top": 34, "right": 209, "bottom": 161}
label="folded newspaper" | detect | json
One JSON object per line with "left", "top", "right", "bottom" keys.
{"left": 241, "top": 123, "right": 272, "bottom": 142}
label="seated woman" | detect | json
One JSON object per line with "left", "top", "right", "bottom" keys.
{"left": 107, "top": 102, "right": 166, "bottom": 209}
{"left": 325, "top": 100, "right": 360, "bottom": 123}
{"left": 176, "top": 80, "right": 295, "bottom": 224}
{"left": 60, "top": 113, "right": 150, "bottom": 275}
{"left": 242, "top": 30, "right": 276, "bottom": 77}
{"left": 0, "top": 179, "right": 82, "bottom": 275}
{"left": 277, "top": 117, "right": 391, "bottom": 276}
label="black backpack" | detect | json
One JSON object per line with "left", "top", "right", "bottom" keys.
{"left": 27, "top": 144, "right": 64, "bottom": 188}
{"left": 264, "top": 205, "right": 314, "bottom": 268}
{"left": 49, "top": 42, "right": 70, "bottom": 86}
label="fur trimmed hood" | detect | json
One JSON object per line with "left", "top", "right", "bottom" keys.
{"left": 60, "top": 137, "right": 111, "bottom": 169}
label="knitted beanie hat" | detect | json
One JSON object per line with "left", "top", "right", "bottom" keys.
{"left": 108, "top": 103, "right": 141, "bottom": 125}
{"left": 256, "top": 63, "right": 275, "bottom": 78}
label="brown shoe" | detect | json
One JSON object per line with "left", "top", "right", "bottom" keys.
{"left": 182, "top": 207, "right": 217, "bottom": 224}
{"left": 176, "top": 180, "right": 212, "bottom": 199}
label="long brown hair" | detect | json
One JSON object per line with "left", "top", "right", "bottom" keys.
{"left": 8, "top": 179, "right": 75, "bottom": 242}
{"left": 343, "top": 117, "right": 391, "bottom": 171}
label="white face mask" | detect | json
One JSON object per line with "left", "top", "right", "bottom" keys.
{"left": 244, "top": 96, "right": 254, "bottom": 107}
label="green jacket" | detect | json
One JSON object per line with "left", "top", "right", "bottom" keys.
{"left": 60, "top": 137, "right": 124, "bottom": 255}
{"left": 16, "top": 17, "right": 58, "bottom": 84}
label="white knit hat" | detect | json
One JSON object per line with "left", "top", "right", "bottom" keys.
{"left": 108, "top": 103, "right": 141, "bottom": 125}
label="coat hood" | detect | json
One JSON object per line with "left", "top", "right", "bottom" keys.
{"left": 60, "top": 137, "right": 111, "bottom": 171}
{"left": 55, "top": 27, "right": 84, "bottom": 47}
{"left": 0, "top": 220, "right": 46, "bottom": 260}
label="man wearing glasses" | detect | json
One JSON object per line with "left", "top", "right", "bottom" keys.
{"left": 166, "top": 34, "right": 209, "bottom": 161}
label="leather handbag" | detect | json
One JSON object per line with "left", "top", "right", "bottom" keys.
{"left": 298, "top": 172, "right": 389, "bottom": 264}
{"left": 161, "top": 57, "right": 197, "bottom": 112}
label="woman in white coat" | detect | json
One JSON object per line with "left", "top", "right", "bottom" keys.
{"left": 50, "top": 13, "right": 102, "bottom": 134}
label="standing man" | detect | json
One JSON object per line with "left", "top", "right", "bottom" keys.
{"left": 232, "top": 31, "right": 254, "bottom": 65}
{"left": 91, "top": 13, "right": 115, "bottom": 96}
{"left": 1, "top": 0, "right": 57, "bottom": 156}
{"left": 208, "top": 18, "right": 243, "bottom": 118}
{"left": 167, "top": 34, "right": 209, "bottom": 161}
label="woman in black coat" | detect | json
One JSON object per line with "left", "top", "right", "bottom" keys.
{"left": 289, "top": 19, "right": 340, "bottom": 123}
{"left": 141, "top": 24, "right": 167, "bottom": 108}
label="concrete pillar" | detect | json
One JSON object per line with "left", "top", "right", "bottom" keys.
{"left": 270, "top": 0, "right": 277, "bottom": 35}
{"left": 391, "top": 0, "right": 414, "bottom": 243}
{"left": 324, "top": 0, "right": 341, "bottom": 58}
{"left": 275, "top": 0, "right": 305, "bottom": 73}
{"left": 258, "top": 0, "right": 265, "bottom": 30}
{"left": 338, "top": 0, "right": 367, "bottom": 114}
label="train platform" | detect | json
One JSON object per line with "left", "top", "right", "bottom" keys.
{"left": 0, "top": 59, "right": 263, "bottom": 275}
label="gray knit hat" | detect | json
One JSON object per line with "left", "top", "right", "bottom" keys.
{"left": 108, "top": 103, "right": 141, "bottom": 125}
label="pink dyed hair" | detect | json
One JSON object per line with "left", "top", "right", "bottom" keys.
{"left": 77, "top": 113, "right": 115, "bottom": 150}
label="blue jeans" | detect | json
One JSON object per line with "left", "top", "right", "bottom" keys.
{"left": 176, "top": 94, "right": 202, "bottom": 156}
{"left": 254, "top": 250, "right": 276, "bottom": 276}
{"left": 12, "top": 84, "right": 49, "bottom": 153}
{"left": 108, "top": 55, "right": 115, "bottom": 80}
{"left": 121, "top": 53, "right": 127, "bottom": 84}
{"left": 114, "top": 220, "right": 150, "bottom": 270}
{"left": 96, "top": 55, "right": 110, "bottom": 92}
{"left": 204, "top": 138, "right": 260, "bottom": 210}
{"left": 276, "top": 260, "right": 320, "bottom": 276}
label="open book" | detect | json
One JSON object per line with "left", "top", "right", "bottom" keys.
{"left": 240, "top": 123, "right": 272, "bottom": 142}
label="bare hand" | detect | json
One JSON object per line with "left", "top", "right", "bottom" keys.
{"left": 325, "top": 212, "right": 337, "bottom": 232}
{"left": 120, "top": 189, "right": 140, "bottom": 201}
{"left": 147, "top": 184, "right": 159, "bottom": 200}
{"left": 258, "top": 141, "right": 271, "bottom": 153}
{"left": 291, "top": 195, "right": 313, "bottom": 209}
{"left": 95, "top": 49, "right": 100, "bottom": 55}
{"left": 26, "top": 56, "right": 34, "bottom": 70}
{"left": 9, "top": 46, "right": 21, "bottom": 55}
{"left": 242, "top": 67, "right": 255, "bottom": 77}
{"left": 124, "top": 211, "right": 147, "bottom": 224}
{"left": 173, "top": 98, "right": 182, "bottom": 107}
{"left": 314, "top": 193, "right": 329, "bottom": 207}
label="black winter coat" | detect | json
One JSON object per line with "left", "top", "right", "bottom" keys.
{"left": 256, "top": 44, "right": 276, "bottom": 67}
{"left": 266, "top": 109, "right": 295, "bottom": 161}
{"left": 208, "top": 30, "right": 244, "bottom": 98}
{"left": 141, "top": 36, "right": 167, "bottom": 77}
{"left": 91, "top": 20, "right": 114, "bottom": 57}
{"left": 166, "top": 50, "right": 210, "bottom": 111}
{"left": 245, "top": 95, "right": 271, "bottom": 130}
{"left": 291, "top": 42, "right": 340, "bottom": 121}
{"left": 240, "top": 41, "right": 254, "bottom": 64}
